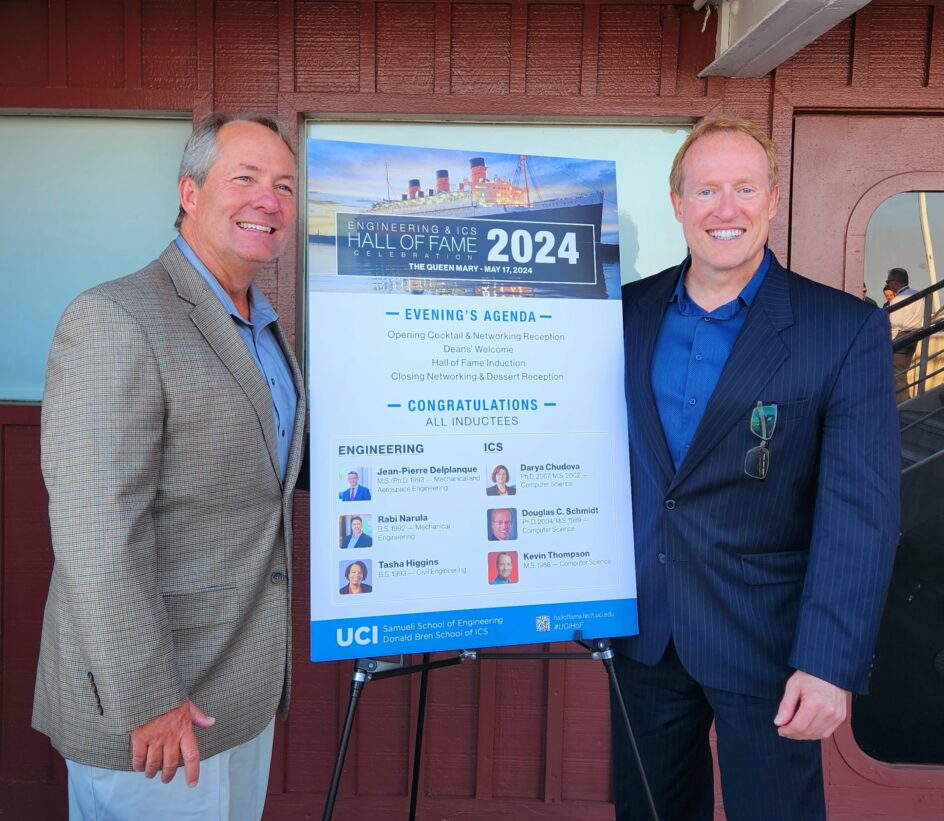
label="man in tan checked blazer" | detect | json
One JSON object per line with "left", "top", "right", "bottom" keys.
{"left": 33, "top": 113, "right": 306, "bottom": 819}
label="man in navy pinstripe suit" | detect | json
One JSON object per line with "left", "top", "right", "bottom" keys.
{"left": 610, "top": 117, "right": 899, "bottom": 820}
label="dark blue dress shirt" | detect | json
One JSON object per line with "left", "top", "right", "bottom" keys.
{"left": 176, "top": 236, "right": 298, "bottom": 481}
{"left": 651, "top": 249, "right": 770, "bottom": 470}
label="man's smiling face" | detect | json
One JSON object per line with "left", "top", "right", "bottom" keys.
{"left": 491, "top": 509, "right": 513, "bottom": 540}
{"left": 179, "top": 121, "right": 296, "bottom": 283}
{"left": 671, "top": 130, "right": 779, "bottom": 286}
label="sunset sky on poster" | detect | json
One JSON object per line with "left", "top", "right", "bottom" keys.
{"left": 307, "top": 139, "right": 620, "bottom": 244}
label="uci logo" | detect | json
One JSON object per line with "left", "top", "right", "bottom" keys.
{"left": 336, "top": 626, "right": 378, "bottom": 647}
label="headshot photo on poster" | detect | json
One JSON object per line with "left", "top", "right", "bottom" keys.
{"left": 340, "top": 514, "right": 373, "bottom": 548}
{"left": 339, "top": 559, "right": 372, "bottom": 595}
{"left": 339, "top": 467, "right": 371, "bottom": 502}
{"left": 486, "top": 463, "right": 516, "bottom": 496}
{"left": 488, "top": 550, "right": 519, "bottom": 585}
{"left": 486, "top": 508, "right": 517, "bottom": 542}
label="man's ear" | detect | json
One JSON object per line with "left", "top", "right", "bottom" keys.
{"left": 670, "top": 190, "right": 683, "bottom": 223}
{"left": 768, "top": 183, "right": 781, "bottom": 220}
{"left": 178, "top": 177, "right": 198, "bottom": 219}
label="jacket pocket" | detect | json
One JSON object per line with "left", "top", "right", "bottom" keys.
{"left": 163, "top": 586, "right": 239, "bottom": 630}
{"left": 766, "top": 397, "right": 810, "bottom": 420}
{"left": 740, "top": 550, "right": 809, "bottom": 585}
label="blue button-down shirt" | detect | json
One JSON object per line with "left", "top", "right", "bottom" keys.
{"left": 651, "top": 249, "right": 770, "bottom": 469}
{"left": 176, "top": 236, "right": 297, "bottom": 481}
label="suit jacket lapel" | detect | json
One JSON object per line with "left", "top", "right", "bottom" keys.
{"left": 624, "top": 268, "right": 678, "bottom": 487}
{"left": 669, "top": 256, "right": 794, "bottom": 491}
{"left": 160, "top": 243, "right": 282, "bottom": 482}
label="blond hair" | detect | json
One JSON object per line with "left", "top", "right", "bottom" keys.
{"left": 670, "top": 116, "right": 778, "bottom": 196}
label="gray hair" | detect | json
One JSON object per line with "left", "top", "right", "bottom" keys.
{"left": 174, "top": 112, "right": 293, "bottom": 230}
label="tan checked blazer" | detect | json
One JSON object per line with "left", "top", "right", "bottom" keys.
{"left": 33, "top": 241, "right": 306, "bottom": 770}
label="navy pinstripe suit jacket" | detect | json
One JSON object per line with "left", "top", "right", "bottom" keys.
{"left": 614, "top": 254, "right": 900, "bottom": 699}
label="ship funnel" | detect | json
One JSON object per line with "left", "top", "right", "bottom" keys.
{"left": 469, "top": 157, "right": 486, "bottom": 184}
{"left": 436, "top": 169, "right": 450, "bottom": 193}
{"left": 408, "top": 178, "right": 421, "bottom": 199}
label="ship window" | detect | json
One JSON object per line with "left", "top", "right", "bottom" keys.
{"left": 851, "top": 190, "right": 944, "bottom": 766}
{"left": 1, "top": 115, "right": 190, "bottom": 402}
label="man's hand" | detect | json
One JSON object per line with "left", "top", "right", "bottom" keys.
{"left": 130, "top": 699, "right": 215, "bottom": 787}
{"left": 774, "top": 670, "right": 848, "bottom": 740}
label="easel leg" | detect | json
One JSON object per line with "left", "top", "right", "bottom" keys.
{"left": 322, "top": 668, "right": 368, "bottom": 821}
{"left": 321, "top": 654, "right": 465, "bottom": 819}
{"left": 319, "top": 641, "right": 657, "bottom": 820}
{"left": 602, "top": 653, "right": 660, "bottom": 821}
{"left": 408, "top": 652, "right": 431, "bottom": 821}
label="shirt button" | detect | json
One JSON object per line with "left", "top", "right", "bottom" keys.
{"left": 695, "top": 354, "right": 703, "bottom": 361}
{"left": 271, "top": 571, "right": 286, "bottom": 584}
{"left": 657, "top": 552, "right": 667, "bottom": 564}
{"left": 281, "top": 429, "right": 286, "bottom": 437}
{"left": 664, "top": 499, "right": 676, "bottom": 510}
{"left": 704, "top": 317, "right": 711, "bottom": 322}
{"left": 270, "top": 378, "right": 276, "bottom": 386}
{"left": 688, "top": 398, "right": 696, "bottom": 406}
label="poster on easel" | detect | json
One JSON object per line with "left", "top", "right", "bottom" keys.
{"left": 307, "top": 130, "right": 645, "bottom": 662}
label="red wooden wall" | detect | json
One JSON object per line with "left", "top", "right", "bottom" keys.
{"left": 2, "top": 2, "right": 944, "bottom": 818}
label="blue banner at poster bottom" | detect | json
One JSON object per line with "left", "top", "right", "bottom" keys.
{"left": 311, "top": 597, "right": 637, "bottom": 662}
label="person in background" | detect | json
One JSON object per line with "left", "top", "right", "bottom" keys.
{"left": 884, "top": 267, "right": 923, "bottom": 399}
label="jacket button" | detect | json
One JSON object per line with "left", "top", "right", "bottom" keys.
{"left": 664, "top": 499, "right": 676, "bottom": 510}
{"left": 270, "top": 571, "right": 286, "bottom": 584}
{"left": 657, "top": 552, "right": 667, "bottom": 564}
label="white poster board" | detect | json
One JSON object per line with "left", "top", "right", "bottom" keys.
{"left": 307, "top": 122, "right": 687, "bottom": 661}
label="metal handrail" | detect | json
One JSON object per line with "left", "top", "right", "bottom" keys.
{"left": 892, "top": 318, "right": 944, "bottom": 353}
{"left": 899, "top": 402, "right": 944, "bottom": 435}
{"left": 886, "top": 278, "right": 944, "bottom": 315}
{"left": 886, "top": 281, "right": 944, "bottom": 399}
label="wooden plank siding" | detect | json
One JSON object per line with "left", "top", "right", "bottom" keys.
{"left": 2, "top": 2, "right": 944, "bottom": 818}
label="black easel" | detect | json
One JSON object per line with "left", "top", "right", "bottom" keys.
{"left": 321, "top": 635, "right": 659, "bottom": 821}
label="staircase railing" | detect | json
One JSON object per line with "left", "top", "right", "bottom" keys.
{"left": 888, "top": 279, "right": 944, "bottom": 400}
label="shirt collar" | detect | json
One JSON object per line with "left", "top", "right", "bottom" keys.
{"left": 669, "top": 247, "right": 771, "bottom": 312}
{"left": 175, "top": 235, "right": 278, "bottom": 332}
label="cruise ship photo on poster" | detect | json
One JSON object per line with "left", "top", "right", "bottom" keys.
{"left": 307, "top": 139, "right": 621, "bottom": 300}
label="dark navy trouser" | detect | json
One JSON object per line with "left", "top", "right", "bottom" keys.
{"left": 610, "top": 642, "right": 825, "bottom": 821}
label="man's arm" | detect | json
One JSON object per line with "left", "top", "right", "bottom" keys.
{"left": 782, "top": 306, "right": 900, "bottom": 735}
{"left": 42, "top": 293, "right": 190, "bottom": 737}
